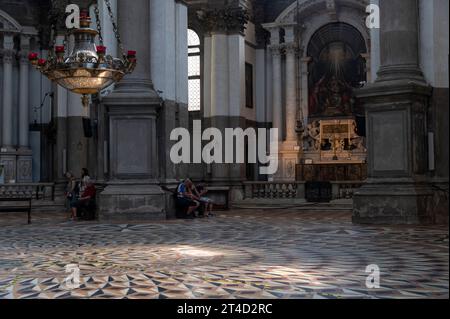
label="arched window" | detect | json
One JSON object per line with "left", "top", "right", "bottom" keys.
{"left": 188, "top": 29, "right": 201, "bottom": 111}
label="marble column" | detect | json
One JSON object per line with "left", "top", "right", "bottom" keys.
{"left": 100, "top": 0, "right": 165, "bottom": 222}
{"left": 269, "top": 44, "right": 283, "bottom": 139}
{"left": 18, "top": 36, "right": 30, "bottom": 149}
{"left": 354, "top": 0, "right": 435, "bottom": 224}
{"left": 113, "top": 0, "right": 155, "bottom": 93}
{"left": 1, "top": 35, "right": 15, "bottom": 150}
{"left": 279, "top": 42, "right": 301, "bottom": 181}
{"left": 376, "top": 0, "right": 425, "bottom": 84}
{"left": 300, "top": 57, "right": 312, "bottom": 127}
{"left": 16, "top": 35, "right": 33, "bottom": 183}
{"left": 284, "top": 43, "right": 298, "bottom": 142}
{"left": 210, "top": 33, "right": 230, "bottom": 117}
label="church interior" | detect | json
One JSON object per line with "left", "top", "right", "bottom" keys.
{"left": 0, "top": 0, "right": 448, "bottom": 300}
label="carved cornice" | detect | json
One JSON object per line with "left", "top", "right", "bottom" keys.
{"left": 198, "top": 7, "right": 250, "bottom": 34}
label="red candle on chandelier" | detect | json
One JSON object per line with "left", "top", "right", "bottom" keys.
{"left": 55, "top": 46, "right": 65, "bottom": 53}
{"left": 38, "top": 59, "right": 47, "bottom": 66}
{"left": 127, "top": 50, "right": 136, "bottom": 57}
{"left": 96, "top": 45, "right": 107, "bottom": 54}
{"left": 80, "top": 10, "right": 89, "bottom": 19}
{"left": 28, "top": 52, "right": 38, "bottom": 61}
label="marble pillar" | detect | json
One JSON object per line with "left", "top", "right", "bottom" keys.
{"left": 284, "top": 43, "right": 298, "bottom": 142}
{"left": 17, "top": 36, "right": 33, "bottom": 183}
{"left": 100, "top": 0, "right": 165, "bottom": 222}
{"left": 18, "top": 36, "right": 30, "bottom": 150}
{"left": 354, "top": 0, "right": 437, "bottom": 224}
{"left": 300, "top": 57, "right": 312, "bottom": 128}
{"left": 1, "top": 35, "right": 14, "bottom": 150}
{"left": 0, "top": 35, "right": 16, "bottom": 184}
{"left": 269, "top": 44, "right": 283, "bottom": 140}
{"left": 279, "top": 42, "right": 301, "bottom": 181}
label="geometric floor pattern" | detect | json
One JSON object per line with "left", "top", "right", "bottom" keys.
{"left": 0, "top": 210, "right": 448, "bottom": 299}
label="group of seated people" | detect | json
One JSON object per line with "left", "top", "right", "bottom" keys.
{"left": 176, "top": 179, "right": 214, "bottom": 219}
{"left": 65, "top": 168, "right": 97, "bottom": 221}
{"left": 66, "top": 171, "right": 212, "bottom": 220}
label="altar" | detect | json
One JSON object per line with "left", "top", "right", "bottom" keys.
{"left": 298, "top": 118, "right": 367, "bottom": 182}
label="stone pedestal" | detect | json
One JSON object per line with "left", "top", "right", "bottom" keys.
{"left": 99, "top": 183, "right": 166, "bottom": 221}
{"left": 276, "top": 141, "right": 300, "bottom": 181}
{"left": 354, "top": 81, "right": 434, "bottom": 224}
{"left": 0, "top": 153, "right": 17, "bottom": 183}
{"left": 99, "top": 101, "right": 164, "bottom": 221}
{"left": 0, "top": 150, "right": 33, "bottom": 183}
{"left": 16, "top": 150, "right": 33, "bottom": 183}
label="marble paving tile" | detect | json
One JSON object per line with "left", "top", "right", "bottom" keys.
{"left": 0, "top": 210, "right": 448, "bottom": 299}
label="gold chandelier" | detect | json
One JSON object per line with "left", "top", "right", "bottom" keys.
{"left": 28, "top": 1, "right": 136, "bottom": 116}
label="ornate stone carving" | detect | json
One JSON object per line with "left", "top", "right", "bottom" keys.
{"left": 198, "top": 7, "right": 250, "bottom": 34}
{"left": 303, "top": 120, "right": 321, "bottom": 151}
{"left": 0, "top": 157, "right": 16, "bottom": 183}
{"left": 17, "top": 157, "right": 33, "bottom": 183}
{"left": 268, "top": 44, "right": 283, "bottom": 57}
{"left": 283, "top": 42, "right": 298, "bottom": 55}
{"left": 1, "top": 49, "right": 15, "bottom": 65}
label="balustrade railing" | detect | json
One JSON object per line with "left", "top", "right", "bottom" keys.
{"left": 0, "top": 183, "right": 55, "bottom": 201}
{"left": 243, "top": 181, "right": 364, "bottom": 200}
{"left": 243, "top": 182, "right": 305, "bottom": 199}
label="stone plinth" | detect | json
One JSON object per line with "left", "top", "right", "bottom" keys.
{"left": 354, "top": 81, "right": 435, "bottom": 224}
{"left": 99, "top": 183, "right": 166, "bottom": 221}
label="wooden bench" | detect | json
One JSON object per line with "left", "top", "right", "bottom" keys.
{"left": 0, "top": 197, "right": 32, "bottom": 224}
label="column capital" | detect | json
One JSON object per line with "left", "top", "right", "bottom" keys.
{"left": 1, "top": 49, "right": 15, "bottom": 65}
{"left": 20, "top": 34, "right": 32, "bottom": 50}
{"left": 198, "top": 7, "right": 249, "bottom": 35}
{"left": 283, "top": 42, "right": 299, "bottom": 55}
{"left": 262, "top": 23, "right": 281, "bottom": 45}
{"left": 268, "top": 44, "right": 283, "bottom": 57}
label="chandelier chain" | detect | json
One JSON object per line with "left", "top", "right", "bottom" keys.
{"left": 94, "top": 3, "right": 104, "bottom": 45}
{"left": 48, "top": 0, "right": 60, "bottom": 57}
{"left": 104, "top": 0, "right": 125, "bottom": 57}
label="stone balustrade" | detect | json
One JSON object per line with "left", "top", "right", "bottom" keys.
{"left": 0, "top": 183, "right": 55, "bottom": 201}
{"left": 243, "top": 181, "right": 363, "bottom": 201}
{"left": 243, "top": 181, "right": 306, "bottom": 200}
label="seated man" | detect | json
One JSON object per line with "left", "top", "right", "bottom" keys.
{"left": 73, "top": 181, "right": 96, "bottom": 220}
{"left": 194, "top": 185, "right": 214, "bottom": 217}
{"left": 176, "top": 179, "right": 200, "bottom": 219}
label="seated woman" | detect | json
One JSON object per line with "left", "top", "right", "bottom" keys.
{"left": 194, "top": 185, "right": 214, "bottom": 217}
{"left": 176, "top": 179, "right": 200, "bottom": 219}
{"left": 72, "top": 181, "right": 96, "bottom": 220}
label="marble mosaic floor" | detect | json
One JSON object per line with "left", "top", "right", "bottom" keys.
{"left": 0, "top": 210, "right": 448, "bottom": 299}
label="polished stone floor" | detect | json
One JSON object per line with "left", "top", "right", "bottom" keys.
{"left": 0, "top": 210, "right": 448, "bottom": 299}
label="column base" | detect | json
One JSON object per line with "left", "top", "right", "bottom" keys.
{"left": 98, "top": 183, "right": 167, "bottom": 222}
{"left": 353, "top": 179, "right": 438, "bottom": 225}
